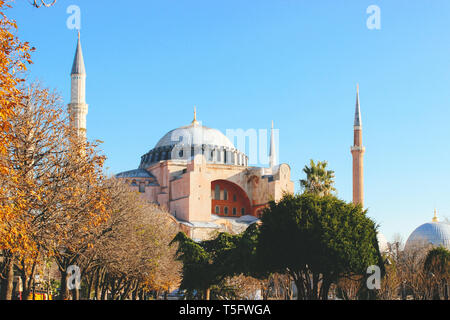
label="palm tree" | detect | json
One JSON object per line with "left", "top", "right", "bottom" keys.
{"left": 300, "top": 160, "right": 336, "bottom": 196}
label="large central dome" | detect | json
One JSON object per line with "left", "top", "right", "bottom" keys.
{"left": 154, "top": 122, "right": 235, "bottom": 150}
{"left": 138, "top": 118, "right": 248, "bottom": 168}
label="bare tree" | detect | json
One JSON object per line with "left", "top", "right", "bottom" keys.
{"left": 80, "top": 179, "right": 181, "bottom": 300}
{"left": 30, "top": 0, "right": 57, "bottom": 8}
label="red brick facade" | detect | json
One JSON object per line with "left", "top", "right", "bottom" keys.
{"left": 211, "top": 180, "right": 252, "bottom": 217}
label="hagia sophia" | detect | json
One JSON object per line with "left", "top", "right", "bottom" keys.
{"left": 68, "top": 34, "right": 450, "bottom": 249}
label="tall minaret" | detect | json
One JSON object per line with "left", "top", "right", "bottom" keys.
{"left": 351, "top": 84, "right": 365, "bottom": 206}
{"left": 269, "top": 120, "right": 277, "bottom": 168}
{"left": 68, "top": 31, "right": 88, "bottom": 138}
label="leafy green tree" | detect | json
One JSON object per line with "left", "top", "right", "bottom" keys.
{"left": 300, "top": 160, "right": 336, "bottom": 196}
{"left": 424, "top": 247, "right": 449, "bottom": 300}
{"left": 170, "top": 232, "right": 214, "bottom": 299}
{"left": 424, "top": 247, "right": 450, "bottom": 275}
{"left": 257, "top": 193, "right": 384, "bottom": 300}
{"left": 171, "top": 225, "right": 261, "bottom": 300}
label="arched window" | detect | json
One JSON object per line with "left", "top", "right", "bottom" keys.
{"left": 233, "top": 194, "right": 237, "bottom": 202}
{"left": 215, "top": 206, "right": 220, "bottom": 214}
{"left": 217, "top": 149, "right": 221, "bottom": 162}
{"left": 215, "top": 185, "right": 220, "bottom": 200}
{"left": 241, "top": 208, "right": 245, "bottom": 215}
{"left": 224, "top": 207, "right": 229, "bottom": 215}
{"left": 223, "top": 189, "right": 228, "bottom": 201}
{"left": 232, "top": 208, "right": 237, "bottom": 216}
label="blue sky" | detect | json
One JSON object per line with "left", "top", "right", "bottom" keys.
{"left": 8, "top": 0, "right": 450, "bottom": 242}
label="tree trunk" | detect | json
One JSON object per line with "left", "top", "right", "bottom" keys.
{"left": 21, "top": 274, "right": 29, "bottom": 300}
{"left": 4, "top": 257, "right": 15, "bottom": 300}
{"left": 320, "top": 279, "right": 331, "bottom": 300}
{"left": 312, "top": 273, "right": 319, "bottom": 300}
{"left": 295, "top": 279, "right": 304, "bottom": 300}
{"left": 95, "top": 283, "right": 101, "bottom": 300}
{"left": 443, "top": 280, "right": 448, "bottom": 300}
{"left": 72, "top": 288, "right": 80, "bottom": 300}
{"left": 32, "top": 280, "right": 36, "bottom": 300}
{"left": 121, "top": 282, "right": 132, "bottom": 300}
{"left": 131, "top": 285, "right": 138, "bottom": 300}
{"left": 131, "top": 281, "right": 140, "bottom": 300}
{"left": 94, "top": 268, "right": 104, "bottom": 300}
{"left": 19, "top": 258, "right": 37, "bottom": 301}
{"left": 86, "top": 272, "right": 94, "bottom": 300}
{"left": 100, "top": 279, "right": 108, "bottom": 300}
{"left": 59, "top": 270, "right": 70, "bottom": 300}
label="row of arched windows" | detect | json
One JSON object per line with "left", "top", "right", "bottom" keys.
{"left": 215, "top": 206, "right": 245, "bottom": 216}
{"left": 209, "top": 149, "right": 247, "bottom": 166}
{"left": 214, "top": 185, "right": 239, "bottom": 201}
{"left": 141, "top": 148, "right": 172, "bottom": 164}
{"left": 140, "top": 145, "right": 248, "bottom": 167}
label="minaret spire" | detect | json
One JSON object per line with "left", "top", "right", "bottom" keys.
{"left": 192, "top": 106, "right": 199, "bottom": 125}
{"left": 351, "top": 84, "right": 365, "bottom": 206}
{"left": 71, "top": 31, "right": 86, "bottom": 76}
{"left": 68, "top": 32, "right": 88, "bottom": 138}
{"left": 269, "top": 120, "right": 277, "bottom": 168}
{"left": 432, "top": 209, "right": 439, "bottom": 222}
{"left": 354, "top": 83, "right": 362, "bottom": 128}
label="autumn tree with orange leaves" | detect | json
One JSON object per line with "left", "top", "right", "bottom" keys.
{"left": 50, "top": 131, "right": 109, "bottom": 300}
{"left": 0, "top": 81, "right": 110, "bottom": 300}
{"left": 0, "top": 0, "right": 34, "bottom": 300}
{"left": 1, "top": 81, "right": 178, "bottom": 300}
{"left": 1, "top": 1, "right": 181, "bottom": 301}
{"left": 0, "top": 3, "right": 109, "bottom": 300}
{"left": 1, "top": 83, "right": 67, "bottom": 300}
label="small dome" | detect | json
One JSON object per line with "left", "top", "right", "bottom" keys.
{"left": 377, "top": 232, "right": 389, "bottom": 253}
{"left": 115, "top": 169, "right": 155, "bottom": 179}
{"left": 405, "top": 221, "right": 450, "bottom": 250}
{"left": 154, "top": 122, "right": 235, "bottom": 150}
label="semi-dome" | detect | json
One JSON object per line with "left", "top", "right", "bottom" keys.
{"left": 405, "top": 213, "right": 450, "bottom": 250}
